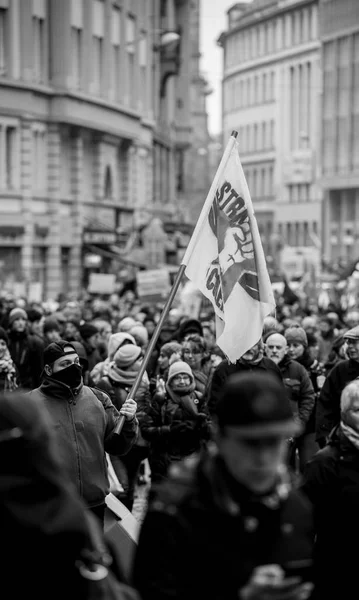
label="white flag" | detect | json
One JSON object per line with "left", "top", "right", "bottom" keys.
{"left": 182, "top": 134, "right": 275, "bottom": 363}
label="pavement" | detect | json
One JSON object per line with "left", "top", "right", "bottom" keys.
{"left": 132, "top": 480, "right": 150, "bottom": 525}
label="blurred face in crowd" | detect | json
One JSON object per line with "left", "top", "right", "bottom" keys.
{"left": 346, "top": 312, "right": 359, "bottom": 329}
{"left": 286, "top": 341, "right": 305, "bottom": 360}
{"left": 44, "top": 329, "right": 61, "bottom": 343}
{"left": 0, "top": 339, "right": 7, "bottom": 359}
{"left": 265, "top": 334, "right": 287, "bottom": 365}
{"left": 45, "top": 351, "right": 80, "bottom": 375}
{"left": 144, "top": 319, "right": 156, "bottom": 337}
{"left": 31, "top": 317, "right": 45, "bottom": 338}
{"left": 182, "top": 339, "right": 204, "bottom": 370}
{"left": 241, "top": 340, "right": 263, "bottom": 363}
{"left": 319, "top": 321, "right": 332, "bottom": 338}
{"left": 100, "top": 324, "right": 112, "bottom": 344}
{"left": 345, "top": 338, "right": 359, "bottom": 363}
{"left": 87, "top": 332, "right": 100, "bottom": 350}
{"left": 12, "top": 317, "right": 27, "bottom": 333}
{"left": 158, "top": 350, "right": 170, "bottom": 373}
{"left": 64, "top": 322, "right": 79, "bottom": 341}
{"left": 216, "top": 427, "right": 288, "bottom": 494}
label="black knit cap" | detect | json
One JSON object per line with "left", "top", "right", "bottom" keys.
{"left": 43, "top": 341, "right": 78, "bottom": 366}
{"left": 79, "top": 323, "right": 98, "bottom": 340}
{"left": 216, "top": 371, "right": 300, "bottom": 438}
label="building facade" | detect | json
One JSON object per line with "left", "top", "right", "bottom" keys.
{"left": 0, "top": 0, "right": 200, "bottom": 300}
{"left": 219, "top": 0, "right": 322, "bottom": 270}
{"left": 320, "top": 0, "right": 359, "bottom": 267}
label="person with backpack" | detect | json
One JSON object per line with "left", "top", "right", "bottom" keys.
{"left": 28, "top": 340, "right": 138, "bottom": 526}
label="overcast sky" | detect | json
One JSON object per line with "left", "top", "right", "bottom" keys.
{"left": 200, "top": 0, "right": 252, "bottom": 136}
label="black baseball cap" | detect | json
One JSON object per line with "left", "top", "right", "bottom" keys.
{"left": 216, "top": 371, "right": 301, "bottom": 438}
{"left": 43, "top": 341, "right": 78, "bottom": 366}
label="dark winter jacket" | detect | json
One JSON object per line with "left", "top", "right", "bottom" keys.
{"left": 141, "top": 388, "right": 211, "bottom": 481}
{"left": 302, "top": 426, "right": 359, "bottom": 598}
{"left": 315, "top": 359, "right": 359, "bottom": 444}
{"left": 7, "top": 330, "right": 44, "bottom": 389}
{"left": 295, "top": 351, "right": 326, "bottom": 434}
{"left": 208, "top": 356, "right": 283, "bottom": 416}
{"left": 133, "top": 451, "right": 314, "bottom": 600}
{"left": 278, "top": 356, "right": 315, "bottom": 427}
{"left": 28, "top": 378, "right": 138, "bottom": 507}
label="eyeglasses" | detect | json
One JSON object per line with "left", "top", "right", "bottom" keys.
{"left": 172, "top": 374, "right": 191, "bottom": 381}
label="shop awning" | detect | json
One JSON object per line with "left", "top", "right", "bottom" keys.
{"left": 84, "top": 244, "right": 146, "bottom": 269}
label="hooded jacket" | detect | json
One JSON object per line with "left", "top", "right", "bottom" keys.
{"left": 28, "top": 378, "right": 138, "bottom": 507}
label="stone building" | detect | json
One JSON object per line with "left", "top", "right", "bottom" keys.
{"left": 0, "top": 0, "right": 206, "bottom": 300}
{"left": 320, "top": 0, "right": 359, "bottom": 266}
{"left": 219, "top": 0, "right": 322, "bottom": 269}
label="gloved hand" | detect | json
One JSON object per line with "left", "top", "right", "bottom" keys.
{"left": 170, "top": 420, "right": 192, "bottom": 436}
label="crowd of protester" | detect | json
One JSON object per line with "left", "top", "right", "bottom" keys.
{"left": 2, "top": 283, "right": 359, "bottom": 598}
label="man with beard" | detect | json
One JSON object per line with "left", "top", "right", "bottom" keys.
{"left": 265, "top": 332, "right": 315, "bottom": 472}
{"left": 208, "top": 338, "right": 283, "bottom": 416}
{"left": 316, "top": 325, "right": 359, "bottom": 448}
{"left": 28, "top": 340, "right": 138, "bottom": 525}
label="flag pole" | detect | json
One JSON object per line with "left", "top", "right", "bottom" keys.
{"left": 113, "top": 130, "right": 238, "bottom": 435}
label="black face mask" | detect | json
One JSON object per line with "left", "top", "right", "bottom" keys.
{"left": 51, "top": 363, "right": 83, "bottom": 389}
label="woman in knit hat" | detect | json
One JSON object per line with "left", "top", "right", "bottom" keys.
{"left": 96, "top": 343, "right": 150, "bottom": 511}
{"left": 141, "top": 360, "right": 211, "bottom": 483}
{"left": 0, "top": 327, "right": 18, "bottom": 392}
{"left": 89, "top": 331, "right": 136, "bottom": 385}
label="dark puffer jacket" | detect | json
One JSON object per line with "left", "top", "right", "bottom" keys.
{"left": 208, "top": 357, "right": 283, "bottom": 416}
{"left": 28, "top": 378, "right": 138, "bottom": 507}
{"left": 278, "top": 355, "right": 315, "bottom": 427}
{"left": 133, "top": 452, "right": 315, "bottom": 600}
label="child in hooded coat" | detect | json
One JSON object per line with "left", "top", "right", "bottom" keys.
{"left": 141, "top": 360, "right": 211, "bottom": 483}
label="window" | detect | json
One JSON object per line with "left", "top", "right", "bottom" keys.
{"left": 33, "top": 126, "right": 47, "bottom": 192}
{"left": 111, "top": 6, "right": 121, "bottom": 100}
{"left": 92, "top": 0, "right": 105, "bottom": 94}
{"left": 71, "top": 27, "right": 82, "bottom": 89}
{"left": 270, "top": 120, "right": 275, "bottom": 148}
{"left": 126, "top": 15, "right": 136, "bottom": 104}
{"left": 0, "top": 121, "right": 19, "bottom": 190}
{"left": 269, "top": 165, "right": 274, "bottom": 195}
{"left": 33, "top": 16, "right": 46, "bottom": 82}
{"left": 0, "top": 8, "right": 8, "bottom": 76}
{"left": 139, "top": 32, "right": 147, "bottom": 111}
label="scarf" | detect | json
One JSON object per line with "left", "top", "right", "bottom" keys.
{"left": 166, "top": 380, "right": 199, "bottom": 418}
{"left": 0, "top": 348, "right": 18, "bottom": 391}
{"left": 108, "top": 362, "right": 149, "bottom": 387}
{"left": 341, "top": 422, "right": 359, "bottom": 451}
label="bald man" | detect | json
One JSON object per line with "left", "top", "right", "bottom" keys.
{"left": 265, "top": 332, "right": 316, "bottom": 472}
